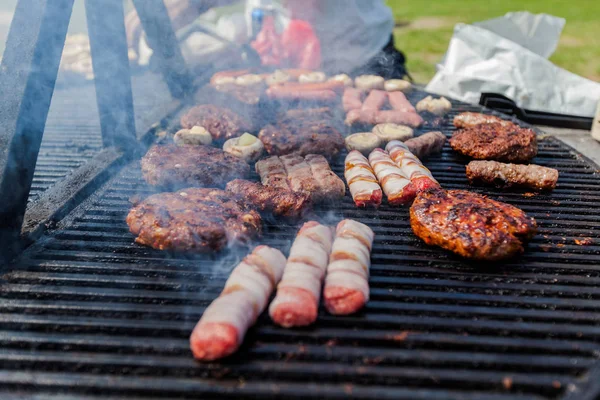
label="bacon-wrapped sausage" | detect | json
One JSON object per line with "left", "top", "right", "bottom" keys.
{"left": 256, "top": 156, "right": 291, "bottom": 191}
{"left": 324, "top": 219, "right": 374, "bottom": 315}
{"left": 386, "top": 140, "right": 440, "bottom": 192}
{"left": 368, "top": 148, "right": 416, "bottom": 205}
{"left": 190, "top": 246, "right": 286, "bottom": 361}
{"left": 269, "top": 221, "right": 334, "bottom": 327}
{"left": 344, "top": 150, "right": 382, "bottom": 207}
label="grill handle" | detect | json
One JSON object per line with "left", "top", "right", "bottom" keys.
{"left": 479, "top": 92, "right": 594, "bottom": 130}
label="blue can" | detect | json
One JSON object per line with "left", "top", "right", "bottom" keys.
{"left": 251, "top": 8, "right": 265, "bottom": 40}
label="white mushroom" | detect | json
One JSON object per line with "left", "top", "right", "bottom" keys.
{"left": 372, "top": 123, "right": 414, "bottom": 144}
{"left": 298, "top": 71, "right": 327, "bottom": 83}
{"left": 223, "top": 133, "right": 265, "bottom": 163}
{"left": 416, "top": 96, "right": 452, "bottom": 116}
{"left": 328, "top": 73, "right": 353, "bottom": 87}
{"left": 266, "top": 70, "right": 291, "bottom": 86}
{"left": 354, "top": 75, "right": 385, "bottom": 91}
{"left": 212, "top": 76, "right": 236, "bottom": 86}
{"left": 384, "top": 79, "right": 412, "bottom": 93}
{"left": 173, "top": 125, "right": 212, "bottom": 146}
{"left": 235, "top": 74, "right": 264, "bottom": 87}
{"left": 345, "top": 132, "right": 383, "bottom": 156}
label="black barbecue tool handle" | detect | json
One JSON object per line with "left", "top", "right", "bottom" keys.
{"left": 479, "top": 92, "right": 594, "bottom": 130}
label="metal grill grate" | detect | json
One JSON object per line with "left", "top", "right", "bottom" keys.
{"left": 2, "top": 96, "right": 600, "bottom": 399}
{"left": 28, "top": 74, "right": 173, "bottom": 202}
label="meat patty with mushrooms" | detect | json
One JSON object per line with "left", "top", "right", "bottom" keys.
{"left": 449, "top": 123, "right": 537, "bottom": 162}
{"left": 127, "top": 188, "right": 261, "bottom": 252}
{"left": 141, "top": 144, "right": 249, "bottom": 189}
{"left": 180, "top": 104, "right": 252, "bottom": 142}
{"left": 410, "top": 189, "right": 537, "bottom": 260}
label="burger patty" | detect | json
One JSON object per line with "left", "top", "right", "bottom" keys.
{"left": 141, "top": 144, "right": 249, "bottom": 189}
{"left": 180, "top": 104, "right": 252, "bottom": 142}
{"left": 449, "top": 122, "right": 537, "bottom": 162}
{"left": 127, "top": 188, "right": 262, "bottom": 252}
{"left": 410, "top": 189, "right": 537, "bottom": 260}
{"left": 258, "top": 113, "right": 345, "bottom": 157}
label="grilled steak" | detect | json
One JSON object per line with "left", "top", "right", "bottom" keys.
{"left": 259, "top": 117, "right": 344, "bottom": 157}
{"left": 410, "top": 189, "right": 537, "bottom": 260}
{"left": 226, "top": 179, "right": 311, "bottom": 220}
{"left": 449, "top": 123, "right": 537, "bottom": 162}
{"left": 466, "top": 160, "right": 559, "bottom": 191}
{"left": 453, "top": 112, "right": 513, "bottom": 129}
{"left": 141, "top": 144, "right": 249, "bottom": 189}
{"left": 180, "top": 105, "right": 252, "bottom": 142}
{"left": 126, "top": 188, "right": 261, "bottom": 252}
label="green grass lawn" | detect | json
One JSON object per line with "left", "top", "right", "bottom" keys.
{"left": 387, "top": 0, "right": 600, "bottom": 84}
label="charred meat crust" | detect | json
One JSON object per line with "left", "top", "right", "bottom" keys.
{"left": 180, "top": 104, "right": 252, "bottom": 142}
{"left": 466, "top": 160, "right": 559, "bottom": 191}
{"left": 141, "top": 144, "right": 249, "bottom": 189}
{"left": 225, "top": 179, "right": 311, "bottom": 220}
{"left": 449, "top": 123, "right": 538, "bottom": 163}
{"left": 126, "top": 188, "right": 261, "bottom": 252}
{"left": 410, "top": 189, "right": 537, "bottom": 260}
{"left": 258, "top": 108, "right": 344, "bottom": 157}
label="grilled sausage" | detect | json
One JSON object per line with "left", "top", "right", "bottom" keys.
{"left": 343, "top": 87, "right": 363, "bottom": 112}
{"left": 373, "top": 110, "right": 423, "bottom": 127}
{"left": 466, "top": 160, "right": 559, "bottom": 191}
{"left": 404, "top": 131, "right": 446, "bottom": 159}
{"left": 324, "top": 219, "right": 374, "bottom": 315}
{"left": 190, "top": 246, "right": 286, "bottom": 360}
{"left": 388, "top": 91, "right": 416, "bottom": 113}
{"left": 362, "top": 90, "right": 388, "bottom": 111}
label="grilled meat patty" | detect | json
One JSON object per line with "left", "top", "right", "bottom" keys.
{"left": 141, "top": 144, "right": 249, "bottom": 189}
{"left": 453, "top": 112, "right": 513, "bottom": 129}
{"left": 410, "top": 189, "right": 537, "bottom": 260}
{"left": 127, "top": 188, "right": 261, "bottom": 252}
{"left": 180, "top": 104, "right": 252, "bottom": 142}
{"left": 226, "top": 179, "right": 311, "bottom": 220}
{"left": 258, "top": 116, "right": 344, "bottom": 157}
{"left": 466, "top": 160, "right": 559, "bottom": 191}
{"left": 449, "top": 123, "right": 537, "bottom": 162}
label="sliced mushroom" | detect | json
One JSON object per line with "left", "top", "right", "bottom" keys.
{"left": 384, "top": 79, "right": 412, "bottom": 92}
{"left": 345, "top": 132, "right": 383, "bottom": 155}
{"left": 355, "top": 75, "right": 385, "bottom": 91}
{"left": 266, "top": 70, "right": 291, "bottom": 86}
{"left": 223, "top": 133, "right": 265, "bottom": 163}
{"left": 328, "top": 73, "right": 353, "bottom": 87}
{"left": 298, "top": 71, "right": 327, "bottom": 83}
{"left": 174, "top": 125, "right": 213, "bottom": 146}
{"left": 416, "top": 96, "right": 452, "bottom": 116}
{"left": 372, "top": 123, "right": 414, "bottom": 144}
{"left": 235, "top": 74, "right": 264, "bottom": 87}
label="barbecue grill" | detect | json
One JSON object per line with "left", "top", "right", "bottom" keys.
{"left": 2, "top": 2, "right": 600, "bottom": 400}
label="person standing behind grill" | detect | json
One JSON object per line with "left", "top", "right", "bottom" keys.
{"left": 125, "top": 0, "right": 409, "bottom": 79}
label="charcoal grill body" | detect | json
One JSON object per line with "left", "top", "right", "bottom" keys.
{"left": 2, "top": 93, "right": 600, "bottom": 399}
